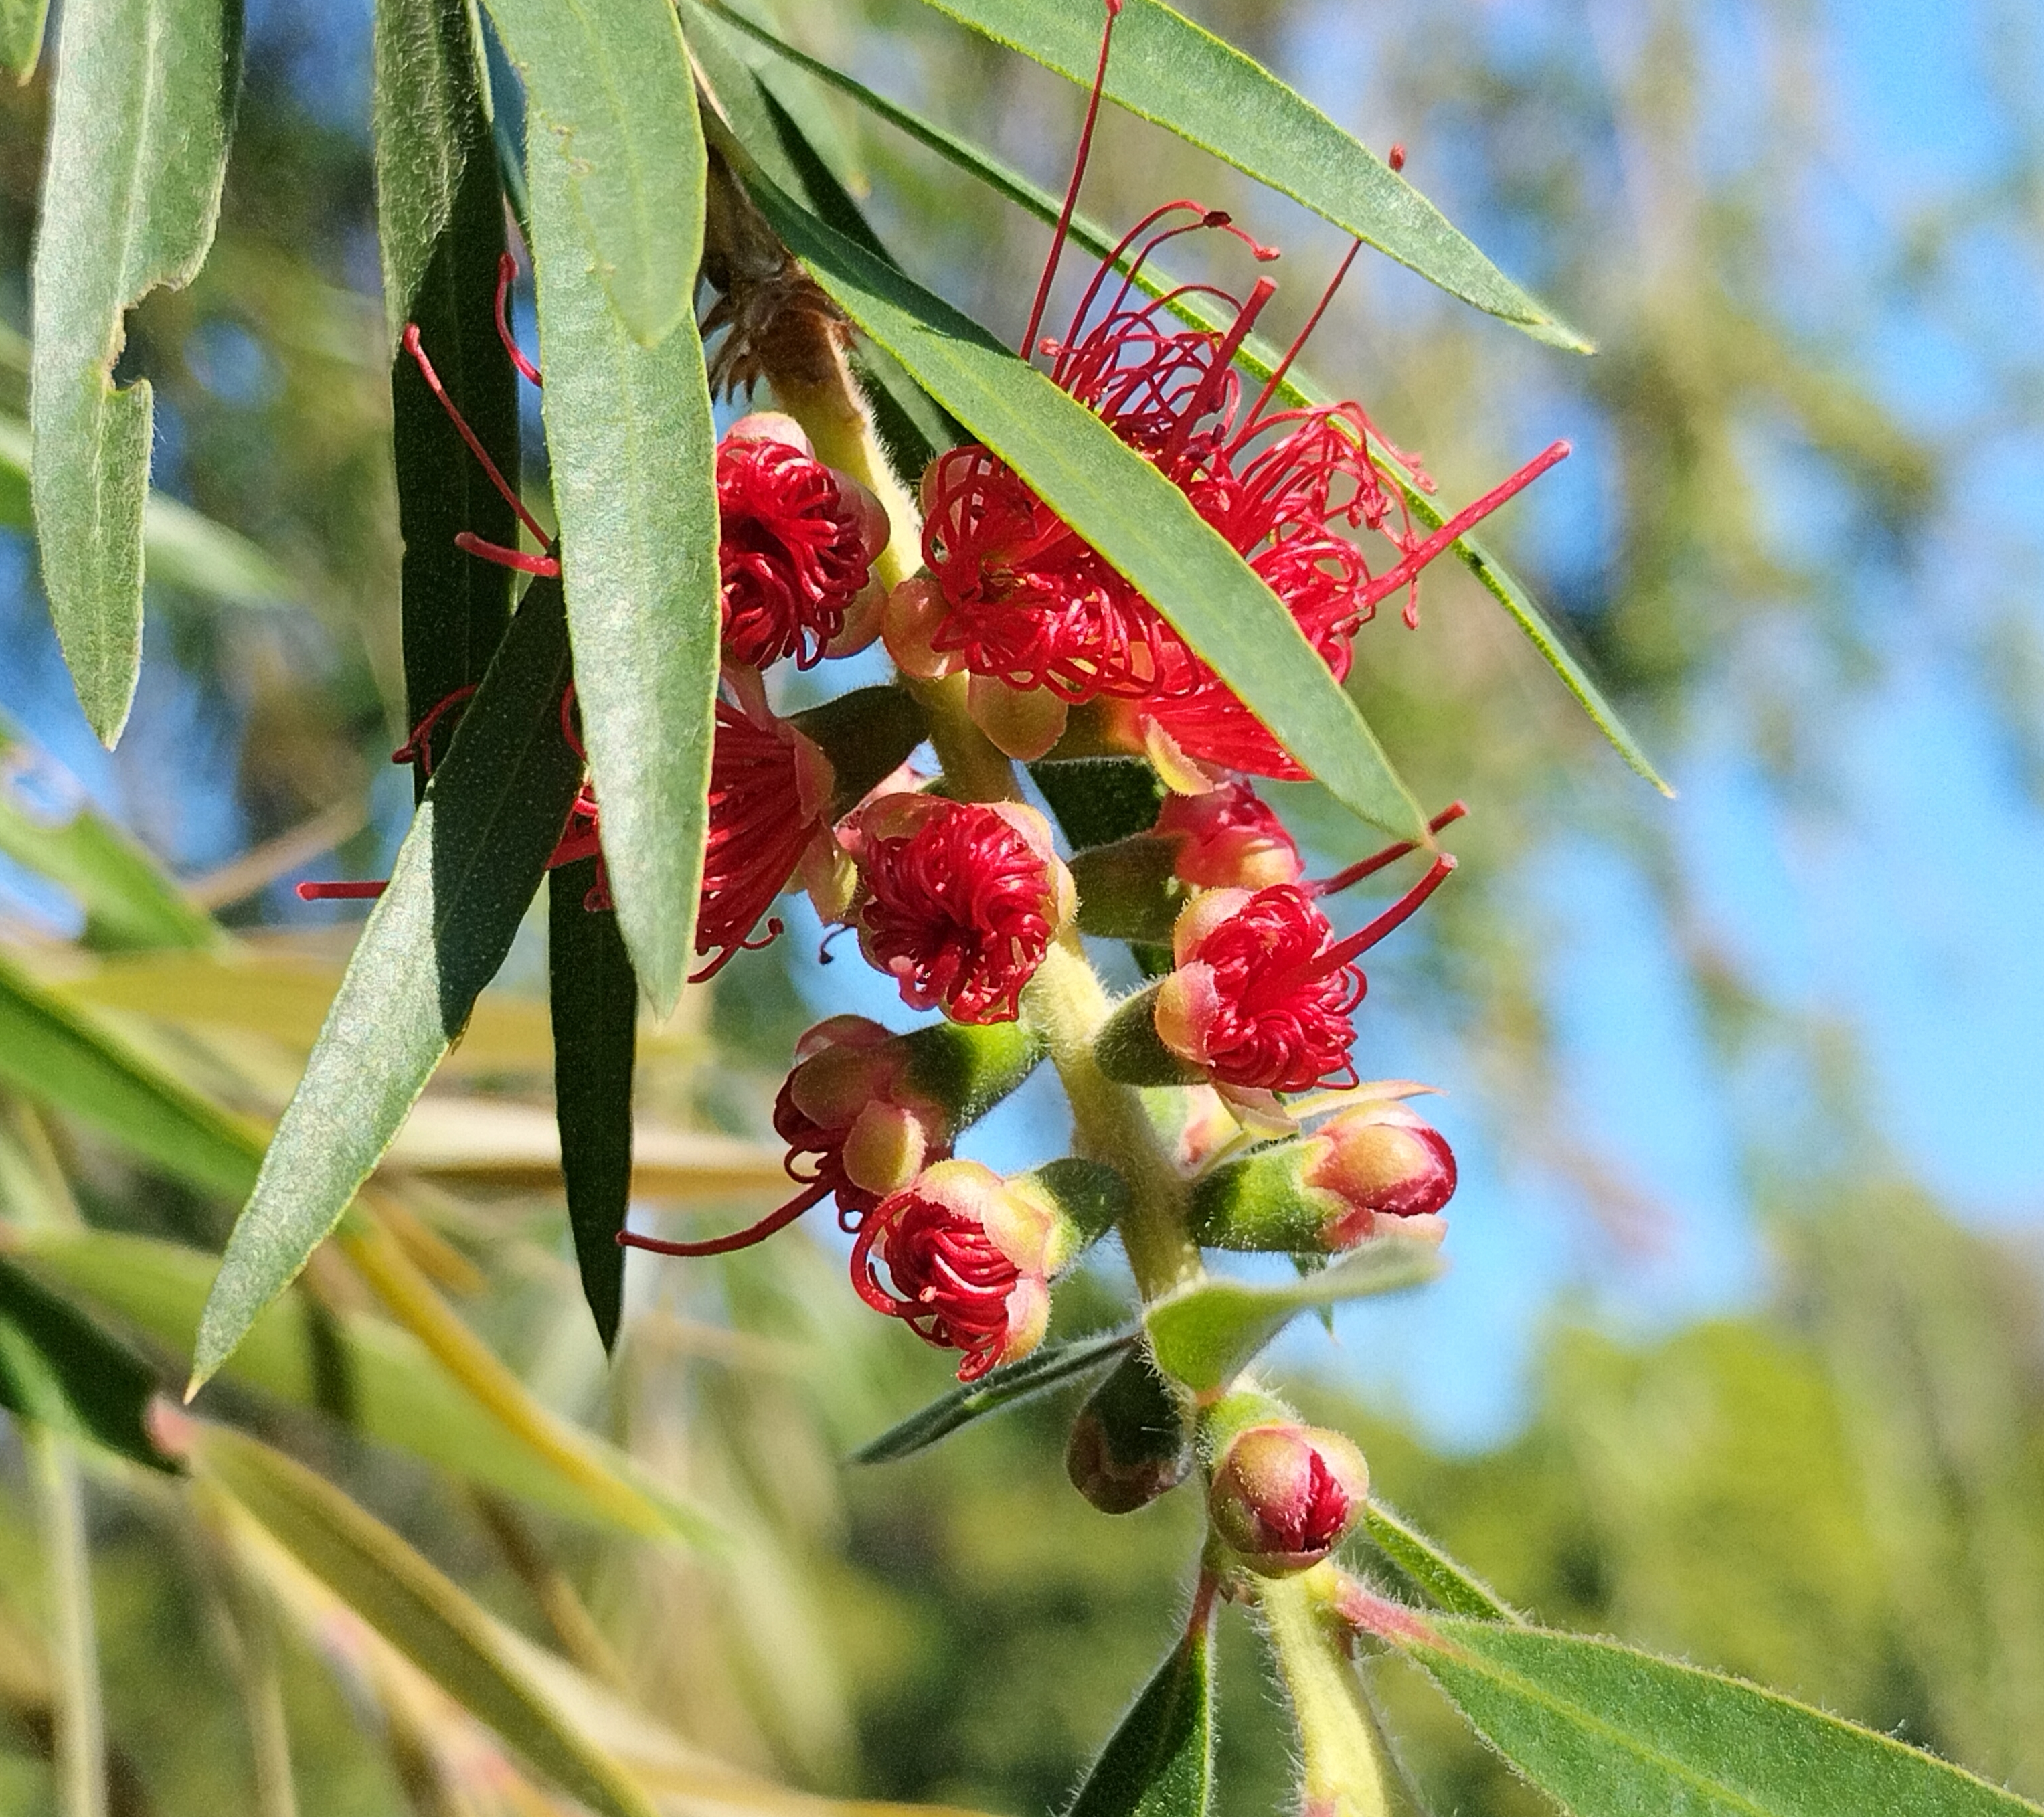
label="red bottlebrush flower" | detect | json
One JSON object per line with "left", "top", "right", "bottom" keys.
{"left": 849, "top": 795, "right": 1075, "bottom": 1024}
{"left": 1153, "top": 857, "right": 1454, "bottom": 1095}
{"left": 1208, "top": 1422, "right": 1369, "bottom": 1575}
{"left": 717, "top": 414, "right": 885, "bottom": 671}
{"left": 693, "top": 697, "right": 840, "bottom": 982}
{"left": 850, "top": 1160, "right": 1063, "bottom": 1381}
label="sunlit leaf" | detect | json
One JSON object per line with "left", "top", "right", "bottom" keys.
{"left": 549, "top": 862, "right": 635, "bottom": 1352}
{"left": 853, "top": 1330, "right": 1136, "bottom": 1464}
{"left": 1069, "top": 1607, "right": 1214, "bottom": 1817}
{"left": 0, "top": 949, "right": 264, "bottom": 1199}
{"left": 725, "top": 162, "right": 1426, "bottom": 839}
{"left": 27, "top": 0, "right": 242, "bottom": 744}
{"left": 902, "top": 0, "right": 1587, "bottom": 349}
{"left": 374, "top": 0, "right": 521, "bottom": 797}
{"left": 480, "top": 0, "right": 704, "bottom": 347}
{"left": 1143, "top": 1236, "right": 1442, "bottom": 1391}
{"left": 0, "top": 1256, "right": 167, "bottom": 1470}
{"left": 529, "top": 118, "right": 720, "bottom": 1017}
{"left": 181, "top": 1417, "right": 664, "bottom": 1817}
{"left": 1366, "top": 1607, "right": 2044, "bottom": 1817}
{"left": 193, "top": 579, "right": 583, "bottom": 1393}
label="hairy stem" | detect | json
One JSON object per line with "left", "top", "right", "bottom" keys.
{"left": 1261, "top": 1565, "right": 1403, "bottom": 1817}
{"left": 29, "top": 1430, "right": 106, "bottom": 1817}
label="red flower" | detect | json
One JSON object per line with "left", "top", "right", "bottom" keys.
{"left": 772, "top": 1016, "right": 952, "bottom": 1229}
{"left": 849, "top": 796, "right": 1075, "bottom": 1023}
{"left": 849, "top": 1160, "right": 1059, "bottom": 1381}
{"left": 718, "top": 414, "right": 885, "bottom": 671}
{"left": 1153, "top": 857, "right": 1454, "bottom": 1094}
{"left": 693, "top": 697, "right": 841, "bottom": 982}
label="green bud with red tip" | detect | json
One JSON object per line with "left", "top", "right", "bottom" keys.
{"left": 1066, "top": 1349, "right": 1191, "bottom": 1514}
{"left": 1201, "top": 1389, "right": 1369, "bottom": 1577}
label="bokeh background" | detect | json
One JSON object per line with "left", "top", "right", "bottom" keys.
{"left": 2, "top": 0, "right": 2042, "bottom": 1812}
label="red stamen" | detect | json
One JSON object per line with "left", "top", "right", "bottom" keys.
{"left": 494, "top": 252, "right": 543, "bottom": 387}
{"left": 1310, "top": 802, "right": 1467, "bottom": 897}
{"left": 392, "top": 683, "right": 479, "bottom": 775}
{"left": 1159, "top": 275, "right": 1278, "bottom": 470}
{"left": 1244, "top": 239, "right": 1361, "bottom": 430}
{"left": 296, "top": 879, "right": 387, "bottom": 901}
{"left": 616, "top": 1179, "right": 829, "bottom": 1258}
{"left": 454, "top": 531, "right": 559, "bottom": 576}
{"left": 1020, "top": 0, "right": 1124, "bottom": 360}
{"left": 1363, "top": 440, "right": 1570, "bottom": 616}
{"left": 402, "top": 322, "right": 552, "bottom": 549}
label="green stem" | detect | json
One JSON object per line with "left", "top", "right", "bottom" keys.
{"left": 1260, "top": 1565, "right": 1400, "bottom": 1817}
{"left": 1025, "top": 940, "right": 1203, "bottom": 1302}
{"left": 29, "top": 1430, "right": 106, "bottom": 1817}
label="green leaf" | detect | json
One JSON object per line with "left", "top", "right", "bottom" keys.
{"left": 904, "top": 0, "right": 1587, "bottom": 350}
{"left": 704, "top": 9, "right": 1665, "bottom": 792}
{"left": 27, "top": 0, "right": 242, "bottom": 744}
{"left": 183, "top": 1419, "right": 663, "bottom": 1817}
{"left": 0, "top": 948, "right": 263, "bottom": 1199}
{"left": 0, "top": 1255, "right": 168, "bottom": 1470}
{"left": 726, "top": 164, "right": 1426, "bottom": 840}
{"left": 549, "top": 863, "right": 635, "bottom": 1353}
{"left": 375, "top": 0, "right": 521, "bottom": 795}
{"left": 480, "top": 0, "right": 704, "bottom": 348}
{"left": 0, "top": 719, "right": 220, "bottom": 950}
{"left": 0, "top": 0, "right": 50, "bottom": 78}
{"left": 1375, "top": 1611, "right": 2044, "bottom": 1817}
{"left": 0, "top": 414, "right": 297, "bottom": 610}
{"left": 853, "top": 1330, "right": 1136, "bottom": 1464}
{"left": 1358, "top": 1500, "right": 1521, "bottom": 1623}
{"left": 1144, "top": 1237, "right": 1443, "bottom": 1392}
{"left": 529, "top": 118, "right": 720, "bottom": 1017}
{"left": 1070, "top": 1609, "right": 1215, "bottom": 1817}
{"left": 18, "top": 1225, "right": 706, "bottom": 1538}
{"left": 193, "top": 578, "right": 584, "bottom": 1392}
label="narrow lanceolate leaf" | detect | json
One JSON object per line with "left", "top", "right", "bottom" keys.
{"left": 181, "top": 1419, "right": 662, "bottom": 1817}
{"left": 1144, "top": 1235, "right": 1442, "bottom": 1392}
{"left": 853, "top": 1330, "right": 1136, "bottom": 1464}
{"left": 0, "top": 949, "right": 263, "bottom": 1199}
{"left": 481, "top": 0, "right": 703, "bottom": 347}
{"left": 1369, "top": 1610, "right": 2044, "bottom": 1817}
{"left": 0, "top": 722, "right": 220, "bottom": 950}
{"left": 530, "top": 122, "right": 719, "bottom": 1015}
{"left": 906, "top": 0, "right": 1588, "bottom": 351}
{"left": 375, "top": 0, "right": 519, "bottom": 794}
{"left": 28, "top": 0, "right": 241, "bottom": 744}
{"left": 0, "top": 0, "right": 50, "bottom": 79}
{"left": 704, "top": 11, "right": 1665, "bottom": 792}
{"left": 193, "top": 580, "right": 583, "bottom": 1393}
{"left": 0, "top": 1257, "right": 168, "bottom": 1470}
{"left": 728, "top": 166, "right": 1426, "bottom": 840}
{"left": 1070, "top": 1605, "right": 1215, "bottom": 1817}
{"left": 1359, "top": 1501, "right": 1521, "bottom": 1623}
{"left": 549, "top": 863, "right": 636, "bottom": 1351}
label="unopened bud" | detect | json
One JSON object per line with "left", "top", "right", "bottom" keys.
{"left": 1153, "top": 781, "right": 1303, "bottom": 889}
{"left": 1067, "top": 1350, "right": 1191, "bottom": 1514}
{"left": 1208, "top": 1421, "right": 1369, "bottom": 1575}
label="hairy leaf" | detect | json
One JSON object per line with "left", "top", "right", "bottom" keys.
{"left": 193, "top": 579, "right": 583, "bottom": 1392}
{"left": 184, "top": 1419, "right": 663, "bottom": 1817}
{"left": 530, "top": 120, "right": 720, "bottom": 1016}
{"left": 905, "top": 0, "right": 1587, "bottom": 349}
{"left": 1144, "top": 1236, "right": 1442, "bottom": 1391}
{"left": 1359, "top": 1501, "right": 1521, "bottom": 1622}
{"left": 549, "top": 864, "right": 636, "bottom": 1352}
{"left": 481, "top": 0, "right": 703, "bottom": 347}
{"left": 0, "top": 949, "right": 263, "bottom": 1199}
{"left": 853, "top": 1330, "right": 1136, "bottom": 1464}
{"left": 728, "top": 165, "right": 1426, "bottom": 839}
{"left": 28, "top": 0, "right": 241, "bottom": 744}
{"left": 0, "top": 1256, "right": 167, "bottom": 1470}
{"left": 1372, "top": 1610, "right": 2044, "bottom": 1817}
{"left": 1070, "top": 1608, "right": 1215, "bottom": 1817}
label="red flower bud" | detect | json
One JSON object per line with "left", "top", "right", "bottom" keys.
{"left": 1304, "top": 1100, "right": 1457, "bottom": 1245}
{"left": 1154, "top": 780, "right": 1304, "bottom": 890}
{"left": 849, "top": 795, "right": 1076, "bottom": 1024}
{"left": 717, "top": 415, "right": 885, "bottom": 671}
{"left": 1208, "top": 1422, "right": 1369, "bottom": 1575}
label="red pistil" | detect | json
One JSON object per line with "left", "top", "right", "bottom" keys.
{"left": 1019, "top": 0, "right": 1124, "bottom": 361}
{"left": 1310, "top": 802, "right": 1467, "bottom": 897}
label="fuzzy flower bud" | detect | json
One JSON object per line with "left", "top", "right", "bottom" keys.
{"left": 851, "top": 1158, "right": 1125, "bottom": 1381}
{"left": 1189, "top": 1092, "right": 1456, "bottom": 1253}
{"left": 1207, "top": 1421, "right": 1369, "bottom": 1575}
{"left": 1153, "top": 780, "right": 1304, "bottom": 890}
{"left": 849, "top": 795, "right": 1076, "bottom": 1024}
{"left": 1066, "top": 1350, "right": 1191, "bottom": 1515}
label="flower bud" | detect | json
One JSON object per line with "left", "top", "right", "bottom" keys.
{"left": 1188, "top": 1094, "right": 1455, "bottom": 1253}
{"left": 1153, "top": 781, "right": 1304, "bottom": 890}
{"left": 1066, "top": 1351, "right": 1191, "bottom": 1514}
{"left": 1207, "top": 1421, "right": 1369, "bottom": 1575}
{"left": 851, "top": 1157, "right": 1124, "bottom": 1381}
